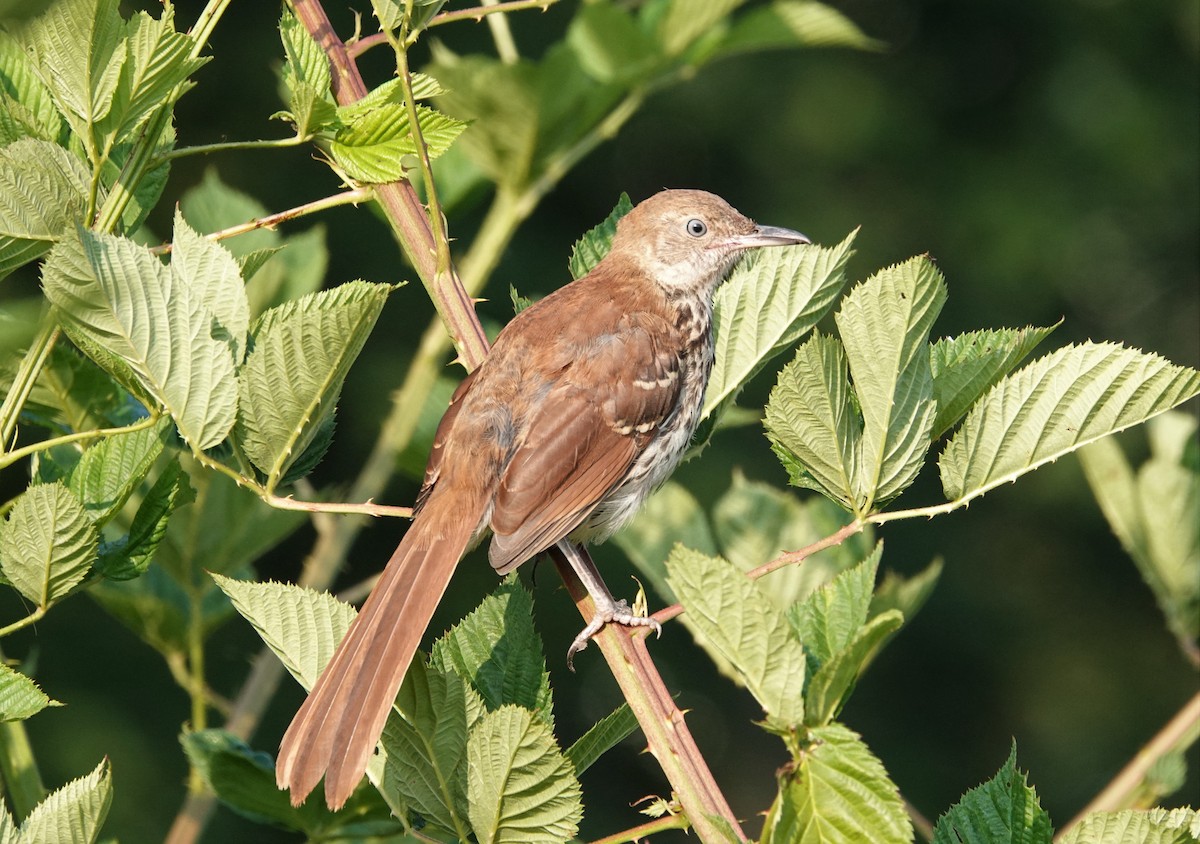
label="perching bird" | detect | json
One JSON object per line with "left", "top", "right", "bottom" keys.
{"left": 276, "top": 189, "right": 810, "bottom": 808}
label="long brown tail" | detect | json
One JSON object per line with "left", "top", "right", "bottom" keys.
{"left": 276, "top": 487, "right": 482, "bottom": 808}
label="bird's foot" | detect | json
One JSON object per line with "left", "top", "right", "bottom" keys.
{"left": 566, "top": 598, "right": 662, "bottom": 669}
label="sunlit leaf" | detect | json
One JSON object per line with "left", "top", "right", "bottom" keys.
{"left": 0, "top": 139, "right": 89, "bottom": 279}
{"left": 804, "top": 610, "right": 902, "bottom": 726}
{"left": 0, "top": 481, "right": 97, "bottom": 607}
{"left": 66, "top": 417, "right": 170, "bottom": 525}
{"left": 714, "top": 0, "right": 882, "bottom": 59}
{"left": 789, "top": 543, "right": 881, "bottom": 670}
{"left": 567, "top": 192, "right": 632, "bottom": 279}
{"left": 329, "top": 103, "right": 466, "bottom": 182}
{"left": 0, "top": 662, "right": 62, "bottom": 721}
{"left": 565, "top": 703, "right": 638, "bottom": 775}
{"left": 932, "top": 743, "right": 1051, "bottom": 844}
{"left": 5, "top": 757, "right": 112, "bottom": 844}
{"left": 1058, "top": 808, "right": 1199, "bottom": 844}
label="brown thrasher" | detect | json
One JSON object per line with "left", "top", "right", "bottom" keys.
{"left": 276, "top": 189, "right": 810, "bottom": 808}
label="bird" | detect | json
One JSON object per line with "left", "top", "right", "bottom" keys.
{"left": 276, "top": 188, "right": 811, "bottom": 809}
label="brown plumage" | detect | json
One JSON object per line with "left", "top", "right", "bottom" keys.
{"left": 276, "top": 189, "right": 810, "bottom": 808}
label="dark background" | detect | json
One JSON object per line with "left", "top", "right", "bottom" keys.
{"left": 4, "top": 0, "right": 1198, "bottom": 840}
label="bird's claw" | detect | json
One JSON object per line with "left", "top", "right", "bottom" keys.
{"left": 566, "top": 599, "right": 662, "bottom": 670}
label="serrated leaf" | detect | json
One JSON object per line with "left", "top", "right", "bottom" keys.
{"left": 933, "top": 743, "right": 1051, "bottom": 844}
{"left": 0, "top": 662, "right": 62, "bottom": 721}
{"left": 170, "top": 209, "right": 249, "bottom": 363}
{"left": 21, "top": 0, "right": 126, "bottom": 150}
{"left": 10, "top": 757, "right": 112, "bottom": 844}
{"left": 279, "top": 9, "right": 330, "bottom": 96}
{"left": 667, "top": 547, "right": 806, "bottom": 724}
{"left": 1058, "top": 808, "right": 1199, "bottom": 844}
{"left": 789, "top": 543, "right": 881, "bottom": 671}
{"left": 0, "top": 30, "right": 64, "bottom": 144}
{"left": 214, "top": 574, "right": 355, "bottom": 689}
{"left": 837, "top": 256, "right": 945, "bottom": 511}
{"left": 0, "top": 139, "right": 89, "bottom": 279}
{"left": 714, "top": 0, "right": 882, "bottom": 59}
{"left": 706, "top": 229, "right": 855, "bottom": 420}
{"left": 761, "top": 723, "right": 910, "bottom": 843}
{"left": 804, "top": 610, "right": 902, "bottom": 726}
{"left": 431, "top": 579, "right": 553, "bottom": 725}
{"left": 95, "top": 456, "right": 194, "bottom": 581}
{"left": 614, "top": 480, "right": 716, "bottom": 603}
{"left": 869, "top": 557, "right": 943, "bottom": 624}
{"left": 939, "top": 343, "right": 1200, "bottom": 505}
{"left": 28, "top": 344, "right": 137, "bottom": 434}
{"left": 0, "top": 482, "right": 97, "bottom": 606}
{"left": 765, "top": 331, "right": 862, "bottom": 511}
{"left": 329, "top": 102, "right": 466, "bottom": 183}
{"left": 42, "top": 230, "right": 240, "bottom": 450}
{"left": 379, "top": 659, "right": 484, "bottom": 836}
{"left": 565, "top": 703, "right": 638, "bottom": 775}
{"left": 66, "top": 416, "right": 170, "bottom": 525}
{"left": 236, "top": 280, "right": 391, "bottom": 488}
{"left": 466, "top": 705, "right": 583, "bottom": 844}
{"left": 568, "top": 193, "right": 632, "bottom": 280}
{"left": 930, "top": 324, "right": 1058, "bottom": 437}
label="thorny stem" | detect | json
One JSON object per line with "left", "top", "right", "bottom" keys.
{"left": 589, "top": 810, "right": 691, "bottom": 844}
{"left": 348, "top": 0, "right": 555, "bottom": 58}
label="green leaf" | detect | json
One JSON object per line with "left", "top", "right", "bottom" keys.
{"left": 765, "top": 331, "right": 862, "bottom": 511}
{"left": 0, "top": 662, "right": 62, "bottom": 721}
{"left": 667, "top": 547, "right": 806, "bottom": 725}
{"left": 66, "top": 417, "right": 170, "bottom": 525}
{"left": 0, "top": 138, "right": 89, "bottom": 279}
{"left": 214, "top": 574, "right": 355, "bottom": 690}
{"left": 789, "top": 543, "right": 881, "bottom": 670}
{"left": 804, "top": 610, "right": 902, "bottom": 726}
{"left": 1058, "top": 808, "right": 1199, "bottom": 844}
{"left": 42, "top": 229, "right": 241, "bottom": 450}
{"left": 431, "top": 579, "right": 553, "bottom": 725}
{"left": 657, "top": 0, "right": 750, "bottom": 57}
{"left": 939, "top": 343, "right": 1200, "bottom": 505}
{"left": 98, "top": 6, "right": 206, "bottom": 144}
{"left": 568, "top": 193, "right": 632, "bottom": 279}
{"left": 20, "top": 0, "right": 126, "bottom": 153}
{"left": 329, "top": 102, "right": 466, "bottom": 183}
{"left": 236, "top": 280, "right": 391, "bottom": 488}
{"left": 1, "top": 757, "right": 112, "bottom": 844}
{"left": 95, "top": 456, "right": 194, "bottom": 581}
{"left": 170, "top": 209, "right": 250, "bottom": 363}
{"left": 930, "top": 324, "right": 1058, "bottom": 437}
{"left": 565, "top": 703, "right": 638, "bottom": 775}
{"left": 1078, "top": 412, "right": 1199, "bottom": 654}
{"left": 279, "top": 9, "right": 330, "bottom": 96}
{"left": 182, "top": 729, "right": 359, "bottom": 833}
{"left": 0, "top": 482, "right": 97, "bottom": 607}
{"left": 869, "top": 557, "right": 943, "bottom": 625}
{"left": 705, "top": 229, "right": 855, "bottom": 420}
{"left": 466, "top": 705, "right": 583, "bottom": 844}
{"left": 28, "top": 344, "right": 138, "bottom": 434}
{"left": 0, "top": 30, "right": 65, "bottom": 144}
{"left": 933, "top": 743, "right": 1051, "bottom": 844}
{"left": 837, "top": 256, "right": 946, "bottom": 511}
{"left": 567, "top": 2, "right": 659, "bottom": 85}
{"left": 713, "top": 0, "right": 882, "bottom": 59}
{"left": 761, "top": 723, "right": 910, "bottom": 844}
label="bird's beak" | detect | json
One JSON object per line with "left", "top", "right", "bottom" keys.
{"left": 725, "top": 224, "right": 812, "bottom": 250}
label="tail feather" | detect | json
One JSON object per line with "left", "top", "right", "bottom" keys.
{"left": 276, "top": 492, "right": 480, "bottom": 808}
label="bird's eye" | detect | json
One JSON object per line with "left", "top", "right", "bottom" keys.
{"left": 686, "top": 218, "right": 707, "bottom": 237}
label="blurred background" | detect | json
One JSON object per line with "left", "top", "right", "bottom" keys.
{"left": 3, "top": 0, "right": 1197, "bottom": 840}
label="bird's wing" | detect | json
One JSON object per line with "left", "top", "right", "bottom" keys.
{"left": 487, "top": 315, "right": 682, "bottom": 572}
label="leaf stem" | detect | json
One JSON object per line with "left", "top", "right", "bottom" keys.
{"left": 1056, "top": 690, "right": 1200, "bottom": 840}
{"left": 0, "top": 320, "right": 59, "bottom": 458}
{"left": 590, "top": 811, "right": 691, "bottom": 844}
{"left": 151, "top": 134, "right": 309, "bottom": 166}
{"left": 0, "top": 607, "right": 47, "bottom": 640}
{"left": 429, "top": 0, "right": 556, "bottom": 30}
{"left": 149, "top": 185, "right": 375, "bottom": 255}
{"left": 0, "top": 414, "right": 161, "bottom": 472}
{"left": 476, "top": 0, "right": 520, "bottom": 63}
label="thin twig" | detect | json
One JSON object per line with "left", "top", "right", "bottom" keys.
{"left": 1056, "top": 690, "right": 1200, "bottom": 839}
{"left": 0, "top": 414, "right": 161, "bottom": 471}
{"left": 589, "top": 810, "right": 690, "bottom": 844}
{"left": 429, "top": 0, "right": 555, "bottom": 29}
{"left": 264, "top": 494, "right": 412, "bottom": 519}
{"left": 150, "top": 186, "right": 374, "bottom": 255}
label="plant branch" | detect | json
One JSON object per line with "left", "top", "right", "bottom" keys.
{"left": 264, "top": 494, "right": 412, "bottom": 519}
{"left": 151, "top": 134, "right": 309, "bottom": 166}
{"left": 0, "top": 607, "right": 47, "bottom": 641}
{"left": 477, "top": 0, "right": 520, "bottom": 64}
{"left": 651, "top": 521, "right": 864, "bottom": 626}
{"left": 550, "top": 547, "right": 747, "bottom": 843}
{"left": 0, "top": 414, "right": 161, "bottom": 471}
{"left": 590, "top": 810, "right": 690, "bottom": 844}
{"left": 429, "top": 0, "right": 555, "bottom": 31}
{"left": 1056, "top": 690, "right": 1200, "bottom": 839}
{"left": 0, "top": 320, "right": 59, "bottom": 458}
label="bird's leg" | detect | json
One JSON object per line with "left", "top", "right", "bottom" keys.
{"left": 557, "top": 540, "right": 662, "bottom": 668}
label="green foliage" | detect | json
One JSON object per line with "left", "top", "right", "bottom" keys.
{"left": 1079, "top": 412, "right": 1199, "bottom": 661}
{"left": 567, "top": 192, "right": 632, "bottom": 279}
{"left": 0, "top": 139, "right": 88, "bottom": 279}
{"left": 760, "top": 723, "right": 911, "bottom": 843}
{"left": 0, "top": 758, "right": 111, "bottom": 844}
{"left": 0, "top": 481, "right": 97, "bottom": 607}
{"left": 933, "top": 744, "right": 1052, "bottom": 844}
{"left": 0, "top": 662, "right": 61, "bottom": 721}
{"left": 1058, "top": 808, "right": 1200, "bottom": 844}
